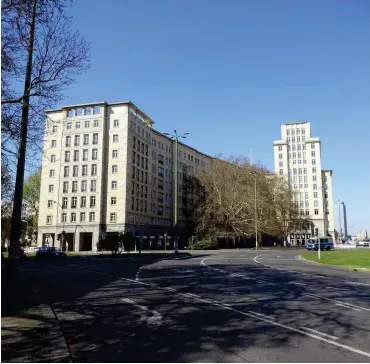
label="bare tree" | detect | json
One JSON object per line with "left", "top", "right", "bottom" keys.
{"left": 195, "top": 155, "right": 301, "bottom": 244}
{"left": 1, "top": 0, "right": 90, "bottom": 264}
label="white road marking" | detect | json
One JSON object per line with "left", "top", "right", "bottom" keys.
{"left": 248, "top": 311, "right": 275, "bottom": 320}
{"left": 82, "top": 267, "right": 370, "bottom": 359}
{"left": 121, "top": 298, "right": 162, "bottom": 325}
{"left": 300, "top": 327, "right": 339, "bottom": 340}
{"left": 303, "top": 293, "right": 370, "bottom": 312}
{"left": 335, "top": 303, "right": 362, "bottom": 312}
{"left": 253, "top": 254, "right": 370, "bottom": 287}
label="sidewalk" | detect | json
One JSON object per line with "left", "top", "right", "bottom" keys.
{"left": 1, "top": 265, "right": 71, "bottom": 363}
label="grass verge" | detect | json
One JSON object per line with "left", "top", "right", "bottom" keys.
{"left": 301, "top": 250, "right": 370, "bottom": 269}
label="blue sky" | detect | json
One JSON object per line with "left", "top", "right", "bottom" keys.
{"left": 59, "top": 0, "right": 370, "bottom": 234}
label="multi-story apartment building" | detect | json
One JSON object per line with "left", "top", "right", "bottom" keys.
{"left": 37, "top": 101, "right": 211, "bottom": 251}
{"left": 273, "top": 121, "right": 335, "bottom": 244}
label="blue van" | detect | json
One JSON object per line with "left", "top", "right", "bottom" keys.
{"left": 306, "top": 237, "right": 334, "bottom": 251}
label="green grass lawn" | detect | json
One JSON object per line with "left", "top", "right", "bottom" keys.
{"left": 301, "top": 250, "right": 370, "bottom": 269}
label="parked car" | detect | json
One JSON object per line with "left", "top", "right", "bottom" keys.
{"left": 306, "top": 237, "right": 334, "bottom": 251}
{"left": 36, "top": 247, "right": 67, "bottom": 259}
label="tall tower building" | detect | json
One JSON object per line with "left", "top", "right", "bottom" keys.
{"left": 273, "top": 121, "right": 335, "bottom": 244}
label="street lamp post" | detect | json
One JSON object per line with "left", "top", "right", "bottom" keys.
{"left": 254, "top": 177, "right": 258, "bottom": 251}
{"left": 163, "top": 130, "right": 189, "bottom": 234}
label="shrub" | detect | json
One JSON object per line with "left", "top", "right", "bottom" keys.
{"left": 191, "top": 239, "right": 219, "bottom": 250}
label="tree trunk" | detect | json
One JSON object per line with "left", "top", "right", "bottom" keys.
{"left": 8, "top": 0, "right": 37, "bottom": 271}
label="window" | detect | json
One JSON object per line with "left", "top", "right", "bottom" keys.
{"left": 47, "top": 200, "right": 53, "bottom": 208}
{"left": 312, "top": 159, "right": 316, "bottom": 165}
{"left": 51, "top": 140, "right": 57, "bottom": 148}
{"left": 314, "top": 209, "right": 319, "bottom": 215}
{"left": 113, "top": 119, "right": 119, "bottom": 127}
{"left": 89, "top": 212, "right": 95, "bottom": 222}
{"left": 313, "top": 175, "right": 317, "bottom": 182}
{"left": 62, "top": 197, "right": 68, "bottom": 208}
{"left": 112, "top": 165, "right": 118, "bottom": 174}
{"left": 46, "top": 215, "right": 53, "bottom": 224}
{"left": 91, "top": 180, "right": 96, "bottom": 192}
{"left": 113, "top": 134, "right": 118, "bottom": 143}
{"left": 62, "top": 213, "right": 67, "bottom": 222}
{"left": 297, "top": 136, "right": 301, "bottom": 142}
{"left": 112, "top": 150, "right": 118, "bottom": 158}
{"left": 292, "top": 137, "right": 295, "bottom": 143}
{"left": 63, "top": 182, "right": 68, "bottom": 193}
{"left": 112, "top": 181, "right": 117, "bottom": 189}
{"left": 49, "top": 169, "right": 55, "bottom": 178}
{"left": 311, "top": 151, "right": 315, "bottom": 157}
{"left": 83, "top": 134, "right": 89, "bottom": 145}
{"left": 313, "top": 184, "right": 317, "bottom": 190}
{"left": 287, "top": 130, "right": 290, "bottom": 136}
{"left": 52, "top": 125, "right": 58, "bottom": 133}
{"left": 80, "top": 212, "right": 86, "bottom": 222}
{"left": 133, "top": 136, "right": 136, "bottom": 149}
{"left": 93, "top": 119, "right": 99, "bottom": 127}
{"left": 65, "top": 136, "right": 71, "bottom": 147}
{"left": 71, "top": 197, "right": 77, "bottom": 208}
{"left": 314, "top": 192, "right": 318, "bottom": 198}
{"left": 81, "top": 196, "right": 86, "bottom": 208}
{"left": 73, "top": 150, "right": 79, "bottom": 162}
{"left": 90, "top": 196, "right": 96, "bottom": 207}
{"left": 93, "top": 133, "right": 98, "bottom": 144}
{"left": 73, "top": 165, "right": 78, "bottom": 177}
{"left": 49, "top": 184, "right": 54, "bottom": 193}
{"left": 111, "top": 197, "right": 116, "bottom": 205}
{"left": 64, "top": 166, "right": 69, "bottom": 177}
{"left": 50, "top": 155, "right": 56, "bottom": 162}
{"left": 314, "top": 200, "right": 319, "bottom": 207}
{"left": 65, "top": 151, "right": 70, "bottom": 162}
{"left": 76, "top": 121, "right": 81, "bottom": 129}
{"left": 311, "top": 143, "right": 315, "bottom": 149}
{"left": 67, "top": 109, "right": 74, "bottom": 117}
{"left": 110, "top": 213, "right": 117, "bottom": 223}
{"left": 71, "top": 213, "right": 76, "bottom": 223}
{"left": 279, "top": 161, "right": 283, "bottom": 167}
{"left": 132, "top": 166, "right": 135, "bottom": 179}
{"left": 82, "top": 165, "right": 88, "bottom": 176}
{"left": 72, "top": 181, "right": 78, "bottom": 192}
{"left": 279, "top": 169, "right": 283, "bottom": 175}
{"left": 81, "top": 180, "right": 87, "bottom": 192}
{"left": 278, "top": 145, "right": 282, "bottom": 151}
{"left": 74, "top": 135, "right": 80, "bottom": 146}
{"left": 92, "top": 148, "right": 98, "bottom": 160}
{"left": 84, "top": 120, "right": 90, "bottom": 128}
{"left": 91, "top": 164, "right": 97, "bottom": 176}
{"left": 66, "top": 122, "right": 72, "bottom": 130}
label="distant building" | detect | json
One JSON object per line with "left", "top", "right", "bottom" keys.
{"left": 273, "top": 121, "right": 335, "bottom": 244}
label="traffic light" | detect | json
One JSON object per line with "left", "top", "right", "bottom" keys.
{"left": 315, "top": 228, "right": 319, "bottom": 237}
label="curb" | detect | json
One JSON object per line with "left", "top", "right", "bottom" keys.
{"left": 299, "top": 254, "right": 370, "bottom": 272}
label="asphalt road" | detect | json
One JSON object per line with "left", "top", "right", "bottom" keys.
{"left": 3, "top": 249, "right": 370, "bottom": 362}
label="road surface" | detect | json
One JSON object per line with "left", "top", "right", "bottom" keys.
{"left": 2, "top": 250, "right": 370, "bottom": 362}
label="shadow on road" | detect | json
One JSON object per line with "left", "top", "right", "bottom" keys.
{"left": 2, "top": 253, "right": 370, "bottom": 362}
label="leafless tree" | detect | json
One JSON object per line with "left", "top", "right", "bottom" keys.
{"left": 195, "top": 155, "right": 304, "bottom": 243}
{"left": 1, "top": 0, "right": 90, "bottom": 262}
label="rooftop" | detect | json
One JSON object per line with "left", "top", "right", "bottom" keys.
{"left": 283, "top": 121, "right": 309, "bottom": 126}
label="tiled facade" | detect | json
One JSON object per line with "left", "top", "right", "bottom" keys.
{"left": 37, "top": 101, "right": 211, "bottom": 251}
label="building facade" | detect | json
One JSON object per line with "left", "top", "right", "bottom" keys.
{"left": 37, "top": 101, "right": 211, "bottom": 251}
{"left": 273, "top": 121, "right": 335, "bottom": 244}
